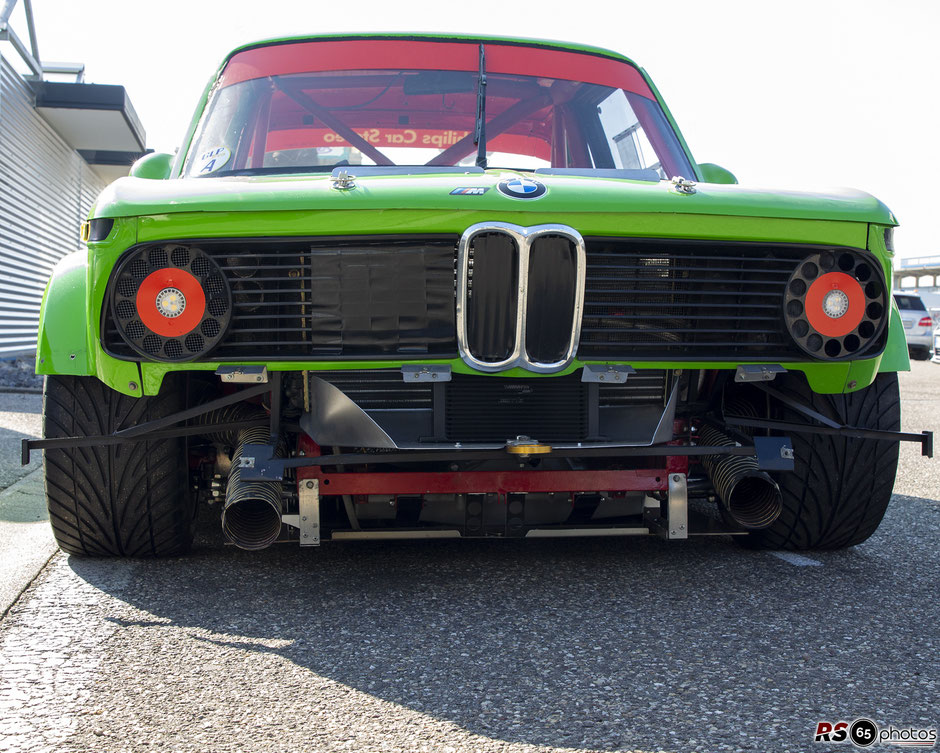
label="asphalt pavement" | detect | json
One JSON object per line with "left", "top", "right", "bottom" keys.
{"left": 0, "top": 365, "right": 937, "bottom": 753}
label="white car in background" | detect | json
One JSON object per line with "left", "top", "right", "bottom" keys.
{"left": 894, "top": 293, "right": 933, "bottom": 360}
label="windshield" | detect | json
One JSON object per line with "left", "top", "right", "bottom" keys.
{"left": 184, "top": 39, "right": 693, "bottom": 179}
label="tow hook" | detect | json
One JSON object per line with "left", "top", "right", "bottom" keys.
{"left": 505, "top": 436, "right": 553, "bottom": 458}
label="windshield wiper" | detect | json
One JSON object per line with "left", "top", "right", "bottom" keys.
{"left": 474, "top": 43, "right": 487, "bottom": 169}
{"left": 197, "top": 164, "right": 342, "bottom": 178}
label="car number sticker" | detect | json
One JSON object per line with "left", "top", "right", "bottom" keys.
{"left": 193, "top": 146, "right": 231, "bottom": 175}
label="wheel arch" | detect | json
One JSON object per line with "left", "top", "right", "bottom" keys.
{"left": 36, "top": 251, "right": 94, "bottom": 375}
{"left": 877, "top": 298, "right": 912, "bottom": 373}
{"left": 36, "top": 251, "right": 142, "bottom": 397}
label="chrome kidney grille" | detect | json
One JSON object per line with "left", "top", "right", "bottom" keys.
{"left": 457, "top": 222, "right": 586, "bottom": 373}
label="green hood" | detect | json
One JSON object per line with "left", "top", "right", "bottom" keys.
{"left": 92, "top": 170, "right": 896, "bottom": 227}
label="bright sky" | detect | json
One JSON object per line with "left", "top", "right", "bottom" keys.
{"left": 6, "top": 0, "right": 939, "bottom": 258}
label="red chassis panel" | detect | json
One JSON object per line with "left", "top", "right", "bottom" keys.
{"left": 298, "top": 469, "right": 669, "bottom": 496}
{"left": 295, "top": 436, "right": 684, "bottom": 497}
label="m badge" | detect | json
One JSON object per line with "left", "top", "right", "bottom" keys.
{"left": 450, "top": 187, "right": 490, "bottom": 195}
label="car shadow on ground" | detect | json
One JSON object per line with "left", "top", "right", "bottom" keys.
{"left": 63, "top": 496, "right": 937, "bottom": 752}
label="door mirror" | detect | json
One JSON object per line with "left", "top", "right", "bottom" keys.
{"left": 129, "top": 152, "right": 174, "bottom": 180}
{"left": 698, "top": 162, "right": 738, "bottom": 184}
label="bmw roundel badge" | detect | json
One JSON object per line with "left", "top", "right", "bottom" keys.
{"left": 497, "top": 177, "right": 547, "bottom": 200}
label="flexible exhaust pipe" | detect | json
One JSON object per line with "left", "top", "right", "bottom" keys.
{"left": 698, "top": 423, "right": 783, "bottom": 530}
{"left": 222, "top": 426, "right": 285, "bottom": 550}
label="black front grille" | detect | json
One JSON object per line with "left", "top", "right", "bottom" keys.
{"left": 465, "top": 232, "right": 518, "bottom": 362}
{"left": 307, "top": 243, "right": 456, "bottom": 356}
{"left": 103, "top": 234, "right": 839, "bottom": 364}
{"left": 316, "top": 369, "right": 668, "bottom": 411}
{"left": 104, "top": 236, "right": 459, "bottom": 360}
{"left": 598, "top": 370, "right": 668, "bottom": 407}
{"left": 311, "top": 368, "right": 669, "bottom": 445}
{"left": 312, "top": 370, "right": 433, "bottom": 410}
{"left": 579, "top": 238, "right": 807, "bottom": 358}
{"left": 445, "top": 373, "right": 588, "bottom": 442}
{"left": 525, "top": 234, "right": 578, "bottom": 363}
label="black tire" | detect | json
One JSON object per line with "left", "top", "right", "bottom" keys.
{"left": 43, "top": 374, "right": 195, "bottom": 557}
{"left": 742, "top": 371, "right": 900, "bottom": 550}
{"left": 910, "top": 346, "right": 931, "bottom": 361}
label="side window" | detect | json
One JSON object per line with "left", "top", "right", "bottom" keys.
{"left": 187, "top": 80, "right": 267, "bottom": 176}
{"left": 597, "top": 90, "right": 663, "bottom": 177}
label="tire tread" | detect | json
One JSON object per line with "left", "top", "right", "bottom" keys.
{"left": 745, "top": 372, "right": 900, "bottom": 550}
{"left": 43, "top": 375, "right": 194, "bottom": 557}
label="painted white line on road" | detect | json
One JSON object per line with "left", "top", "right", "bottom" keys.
{"left": 768, "top": 551, "right": 823, "bottom": 567}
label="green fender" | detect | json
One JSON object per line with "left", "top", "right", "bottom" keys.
{"left": 36, "top": 251, "right": 93, "bottom": 374}
{"left": 36, "top": 251, "right": 142, "bottom": 396}
{"left": 877, "top": 301, "right": 912, "bottom": 373}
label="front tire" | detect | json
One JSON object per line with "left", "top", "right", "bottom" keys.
{"left": 43, "top": 374, "right": 194, "bottom": 557}
{"left": 743, "top": 372, "right": 901, "bottom": 550}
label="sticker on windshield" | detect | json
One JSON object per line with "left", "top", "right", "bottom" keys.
{"left": 193, "top": 146, "right": 231, "bottom": 176}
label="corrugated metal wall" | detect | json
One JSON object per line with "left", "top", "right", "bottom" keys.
{"left": 0, "top": 53, "right": 105, "bottom": 356}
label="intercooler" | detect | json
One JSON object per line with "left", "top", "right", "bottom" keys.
{"left": 303, "top": 369, "right": 672, "bottom": 447}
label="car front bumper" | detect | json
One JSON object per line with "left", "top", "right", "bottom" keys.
{"left": 904, "top": 330, "right": 933, "bottom": 349}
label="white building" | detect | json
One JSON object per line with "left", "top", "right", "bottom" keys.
{"left": 0, "top": 1, "right": 145, "bottom": 355}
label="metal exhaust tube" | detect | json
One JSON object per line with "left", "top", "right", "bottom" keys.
{"left": 222, "top": 426, "right": 285, "bottom": 550}
{"left": 697, "top": 424, "right": 783, "bottom": 530}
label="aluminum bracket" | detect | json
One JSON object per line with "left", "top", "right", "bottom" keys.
{"left": 299, "top": 479, "right": 320, "bottom": 547}
{"left": 735, "top": 364, "right": 786, "bottom": 383}
{"left": 401, "top": 364, "right": 452, "bottom": 382}
{"left": 216, "top": 365, "right": 268, "bottom": 384}
{"left": 581, "top": 364, "right": 636, "bottom": 384}
{"left": 667, "top": 473, "right": 688, "bottom": 539}
{"left": 644, "top": 472, "right": 688, "bottom": 540}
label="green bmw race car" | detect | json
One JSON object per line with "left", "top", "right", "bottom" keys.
{"left": 29, "top": 33, "right": 931, "bottom": 556}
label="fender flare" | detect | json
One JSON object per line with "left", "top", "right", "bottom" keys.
{"left": 36, "top": 251, "right": 94, "bottom": 375}
{"left": 877, "top": 299, "right": 911, "bottom": 373}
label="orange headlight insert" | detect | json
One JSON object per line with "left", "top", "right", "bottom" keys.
{"left": 136, "top": 267, "right": 206, "bottom": 337}
{"left": 804, "top": 271, "right": 865, "bottom": 337}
